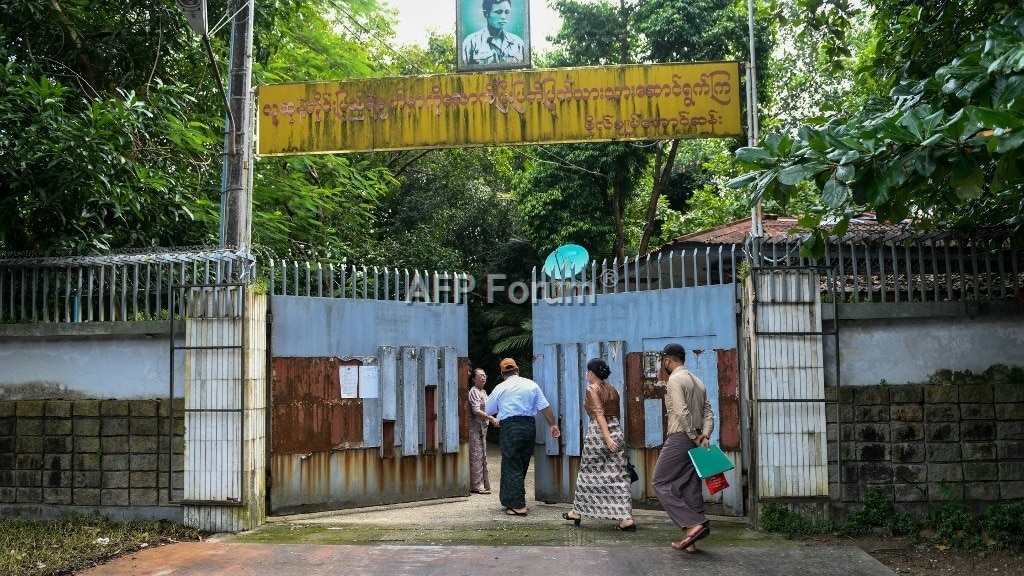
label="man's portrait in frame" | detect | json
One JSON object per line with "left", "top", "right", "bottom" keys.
{"left": 457, "top": 0, "right": 532, "bottom": 71}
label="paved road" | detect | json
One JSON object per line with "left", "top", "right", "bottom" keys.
{"left": 80, "top": 446, "right": 897, "bottom": 575}
{"left": 82, "top": 541, "right": 895, "bottom": 576}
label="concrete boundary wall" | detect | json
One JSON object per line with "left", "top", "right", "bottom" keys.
{"left": 822, "top": 303, "right": 1024, "bottom": 388}
{"left": 825, "top": 371, "right": 1024, "bottom": 518}
{"left": 0, "top": 322, "right": 183, "bottom": 399}
{"left": 0, "top": 398, "right": 184, "bottom": 521}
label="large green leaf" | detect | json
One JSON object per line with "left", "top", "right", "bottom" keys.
{"left": 734, "top": 147, "right": 779, "bottom": 166}
{"left": 821, "top": 176, "right": 850, "bottom": 208}
{"left": 950, "top": 155, "right": 985, "bottom": 199}
{"left": 778, "top": 162, "right": 828, "bottom": 185}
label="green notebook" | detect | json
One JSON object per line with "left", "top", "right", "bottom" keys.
{"left": 688, "top": 444, "right": 734, "bottom": 478}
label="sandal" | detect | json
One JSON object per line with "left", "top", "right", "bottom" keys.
{"left": 672, "top": 522, "right": 710, "bottom": 551}
{"left": 504, "top": 507, "right": 528, "bottom": 516}
{"left": 561, "top": 511, "right": 581, "bottom": 526}
{"left": 616, "top": 520, "right": 636, "bottom": 532}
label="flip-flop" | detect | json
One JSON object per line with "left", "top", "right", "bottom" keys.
{"left": 471, "top": 490, "right": 491, "bottom": 494}
{"left": 504, "top": 508, "right": 528, "bottom": 516}
{"left": 672, "top": 523, "right": 710, "bottom": 551}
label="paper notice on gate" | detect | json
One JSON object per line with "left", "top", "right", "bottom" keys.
{"left": 359, "top": 365, "right": 379, "bottom": 398}
{"left": 340, "top": 365, "right": 380, "bottom": 399}
{"left": 340, "top": 366, "right": 359, "bottom": 398}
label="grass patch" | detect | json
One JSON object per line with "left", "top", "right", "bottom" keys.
{"left": 0, "top": 513, "right": 203, "bottom": 576}
{"left": 760, "top": 492, "right": 1023, "bottom": 553}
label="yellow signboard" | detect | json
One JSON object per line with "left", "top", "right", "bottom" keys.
{"left": 257, "top": 61, "right": 742, "bottom": 156}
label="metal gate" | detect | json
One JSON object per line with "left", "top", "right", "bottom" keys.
{"left": 169, "top": 282, "right": 247, "bottom": 505}
{"left": 531, "top": 249, "right": 743, "bottom": 516}
{"left": 265, "top": 263, "right": 469, "bottom": 514}
{"left": 746, "top": 268, "right": 832, "bottom": 510}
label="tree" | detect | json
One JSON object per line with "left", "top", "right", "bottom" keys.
{"left": 728, "top": 4, "right": 1024, "bottom": 256}
{"left": 0, "top": 1, "right": 221, "bottom": 253}
{"left": 536, "top": 0, "right": 764, "bottom": 258}
{"left": 0, "top": 0, "right": 398, "bottom": 257}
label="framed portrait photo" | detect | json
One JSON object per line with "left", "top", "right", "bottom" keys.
{"left": 456, "top": 0, "right": 532, "bottom": 72}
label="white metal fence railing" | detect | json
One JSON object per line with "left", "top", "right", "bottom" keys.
{"left": 530, "top": 246, "right": 742, "bottom": 304}
{"left": 267, "top": 260, "right": 472, "bottom": 303}
{"left": 0, "top": 249, "right": 254, "bottom": 323}
{"left": 753, "top": 230, "right": 1024, "bottom": 303}
{"left": 4, "top": 229, "right": 1020, "bottom": 321}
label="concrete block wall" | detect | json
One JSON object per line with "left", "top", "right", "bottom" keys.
{"left": 0, "top": 398, "right": 184, "bottom": 521}
{"left": 825, "top": 367, "right": 1024, "bottom": 518}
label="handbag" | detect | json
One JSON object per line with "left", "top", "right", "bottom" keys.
{"left": 688, "top": 444, "right": 733, "bottom": 495}
{"left": 625, "top": 455, "right": 639, "bottom": 483}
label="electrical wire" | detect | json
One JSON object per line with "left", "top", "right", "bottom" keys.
{"left": 334, "top": 4, "right": 425, "bottom": 75}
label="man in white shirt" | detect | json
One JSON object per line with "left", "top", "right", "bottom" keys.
{"left": 484, "top": 357, "right": 560, "bottom": 516}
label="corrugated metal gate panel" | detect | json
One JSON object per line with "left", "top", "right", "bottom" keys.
{"left": 441, "top": 347, "right": 461, "bottom": 454}
{"left": 380, "top": 346, "right": 398, "bottom": 421}
{"left": 177, "top": 286, "right": 246, "bottom": 506}
{"left": 267, "top": 294, "right": 467, "bottom": 513}
{"left": 558, "top": 346, "right": 581, "bottom": 456}
{"left": 400, "top": 346, "right": 420, "bottom": 456}
{"left": 753, "top": 269, "right": 829, "bottom": 498}
{"left": 532, "top": 282, "right": 742, "bottom": 516}
{"left": 535, "top": 346, "right": 558, "bottom": 456}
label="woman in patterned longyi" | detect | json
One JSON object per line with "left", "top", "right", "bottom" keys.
{"left": 561, "top": 358, "right": 636, "bottom": 531}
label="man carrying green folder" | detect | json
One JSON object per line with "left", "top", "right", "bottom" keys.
{"left": 652, "top": 343, "right": 715, "bottom": 554}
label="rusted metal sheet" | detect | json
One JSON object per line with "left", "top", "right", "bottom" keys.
{"left": 717, "top": 348, "right": 740, "bottom": 451}
{"left": 269, "top": 448, "right": 464, "bottom": 514}
{"left": 271, "top": 357, "right": 364, "bottom": 454}
{"left": 624, "top": 352, "right": 646, "bottom": 448}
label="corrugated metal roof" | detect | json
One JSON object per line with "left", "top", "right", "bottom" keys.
{"left": 660, "top": 214, "right": 927, "bottom": 250}
{"left": 669, "top": 215, "right": 798, "bottom": 245}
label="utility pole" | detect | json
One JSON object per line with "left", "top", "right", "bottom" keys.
{"left": 747, "top": 0, "right": 763, "bottom": 239}
{"left": 221, "top": 0, "right": 254, "bottom": 252}
{"left": 176, "top": 0, "right": 254, "bottom": 252}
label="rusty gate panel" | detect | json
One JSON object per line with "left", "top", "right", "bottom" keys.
{"left": 271, "top": 357, "right": 364, "bottom": 454}
{"left": 624, "top": 352, "right": 645, "bottom": 448}
{"left": 267, "top": 290, "right": 468, "bottom": 514}
{"left": 446, "top": 350, "right": 466, "bottom": 448}
{"left": 717, "top": 349, "right": 741, "bottom": 451}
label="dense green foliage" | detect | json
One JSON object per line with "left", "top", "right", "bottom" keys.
{"left": 730, "top": 2, "right": 1024, "bottom": 257}
{"left": 0, "top": 0, "right": 393, "bottom": 257}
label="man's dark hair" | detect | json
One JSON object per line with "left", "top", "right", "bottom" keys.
{"left": 482, "top": 0, "right": 510, "bottom": 13}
